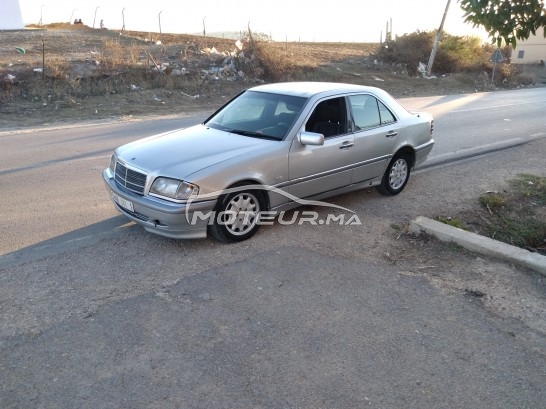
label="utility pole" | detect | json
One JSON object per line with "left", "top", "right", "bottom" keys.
{"left": 158, "top": 11, "right": 162, "bottom": 35}
{"left": 70, "top": 9, "right": 77, "bottom": 24}
{"left": 203, "top": 16, "right": 207, "bottom": 48}
{"left": 426, "top": 0, "right": 451, "bottom": 77}
{"left": 93, "top": 6, "right": 101, "bottom": 29}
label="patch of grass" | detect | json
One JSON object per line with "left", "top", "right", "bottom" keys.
{"left": 435, "top": 216, "right": 467, "bottom": 230}
{"left": 44, "top": 57, "right": 71, "bottom": 79}
{"left": 390, "top": 223, "right": 403, "bottom": 231}
{"left": 508, "top": 173, "right": 546, "bottom": 205}
{"left": 487, "top": 214, "right": 546, "bottom": 250}
{"left": 470, "top": 174, "right": 546, "bottom": 254}
{"left": 478, "top": 192, "right": 505, "bottom": 211}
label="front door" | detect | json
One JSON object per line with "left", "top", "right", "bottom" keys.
{"left": 288, "top": 97, "right": 355, "bottom": 199}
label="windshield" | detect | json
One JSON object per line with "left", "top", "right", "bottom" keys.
{"left": 205, "top": 90, "right": 307, "bottom": 141}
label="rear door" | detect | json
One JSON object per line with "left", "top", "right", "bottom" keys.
{"left": 348, "top": 94, "right": 401, "bottom": 184}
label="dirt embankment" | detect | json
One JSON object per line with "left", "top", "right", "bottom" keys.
{"left": 0, "top": 26, "right": 243, "bottom": 129}
{"left": 1, "top": 25, "right": 545, "bottom": 131}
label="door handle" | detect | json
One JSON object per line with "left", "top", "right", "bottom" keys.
{"left": 339, "top": 141, "right": 354, "bottom": 149}
{"left": 386, "top": 131, "right": 398, "bottom": 138}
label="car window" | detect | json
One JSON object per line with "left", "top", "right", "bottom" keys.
{"left": 274, "top": 101, "right": 294, "bottom": 116}
{"left": 348, "top": 94, "right": 380, "bottom": 130}
{"left": 348, "top": 94, "right": 397, "bottom": 130}
{"left": 205, "top": 91, "right": 306, "bottom": 140}
{"left": 273, "top": 101, "right": 299, "bottom": 126}
{"left": 305, "top": 97, "right": 347, "bottom": 138}
{"left": 214, "top": 94, "right": 268, "bottom": 124}
{"left": 378, "top": 100, "right": 396, "bottom": 124}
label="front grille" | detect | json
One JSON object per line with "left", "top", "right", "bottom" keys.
{"left": 114, "top": 161, "right": 147, "bottom": 194}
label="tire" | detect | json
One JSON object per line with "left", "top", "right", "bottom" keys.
{"left": 208, "top": 188, "right": 264, "bottom": 242}
{"left": 376, "top": 153, "right": 412, "bottom": 196}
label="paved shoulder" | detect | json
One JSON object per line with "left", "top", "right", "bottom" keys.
{"left": 1, "top": 246, "right": 544, "bottom": 408}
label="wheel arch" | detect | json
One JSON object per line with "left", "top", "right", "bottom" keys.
{"left": 393, "top": 146, "right": 415, "bottom": 168}
{"left": 222, "top": 179, "right": 271, "bottom": 210}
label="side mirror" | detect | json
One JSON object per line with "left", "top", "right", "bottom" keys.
{"left": 299, "top": 131, "right": 324, "bottom": 146}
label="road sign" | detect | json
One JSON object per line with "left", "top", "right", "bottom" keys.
{"left": 490, "top": 48, "right": 504, "bottom": 63}
{"left": 490, "top": 48, "right": 504, "bottom": 85}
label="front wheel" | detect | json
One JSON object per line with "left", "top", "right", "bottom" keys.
{"left": 208, "top": 189, "right": 264, "bottom": 242}
{"left": 376, "top": 153, "right": 412, "bottom": 196}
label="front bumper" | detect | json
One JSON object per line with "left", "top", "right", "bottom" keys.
{"left": 103, "top": 169, "right": 217, "bottom": 239}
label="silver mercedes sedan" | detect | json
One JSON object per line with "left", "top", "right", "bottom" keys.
{"left": 103, "top": 82, "right": 434, "bottom": 242}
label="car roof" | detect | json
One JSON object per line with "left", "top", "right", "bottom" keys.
{"left": 248, "top": 81, "right": 390, "bottom": 99}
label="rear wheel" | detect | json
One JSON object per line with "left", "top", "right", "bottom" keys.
{"left": 376, "top": 153, "right": 412, "bottom": 196}
{"left": 208, "top": 189, "right": 264, "bottom": 242}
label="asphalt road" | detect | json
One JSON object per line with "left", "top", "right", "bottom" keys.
{"left": 1, "top": 88, "right": 545, "bottom": 257}
{"left": 1, "top": 88, "right": 545, "bottom": 408}
{"left": 404, "top": 87, "right": 546, "bottom": 166}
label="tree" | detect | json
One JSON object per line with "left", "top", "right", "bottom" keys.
{"left": 459, "top": 0, "right": 546, "bottom": 46}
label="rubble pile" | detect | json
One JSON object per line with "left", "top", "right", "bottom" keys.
{"left": 149, "top": 39, "right": 263, "bottom": 83}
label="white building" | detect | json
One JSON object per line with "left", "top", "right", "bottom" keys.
{"left": 512, "top": 27, "right": 546, "bottom": 65}
{"left": 1, "top": 0, "right": 24, "bottom": 30}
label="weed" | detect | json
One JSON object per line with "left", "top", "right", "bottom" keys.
{"left": 390, "top": 223, "right": 402, "bottom": 232}
{"left": 470, "top": 174, "right": 546, "bottom": 254}
{"left": 435, "top": 216, "right": 467, "bottom": 230}
{"left": 478, "top": 192, "right": 505, "bottom": 212}
{"left": 44, "top": 58, "right": 70, "bottom": 79}
{"left": 488, "top": 214, "right": 546, "bottom": 250}
{"left": 509, "top": 173, "right": 546, "bottom": 204}
{"left": 377, "top": 31, "right": 499, "bottom": 76}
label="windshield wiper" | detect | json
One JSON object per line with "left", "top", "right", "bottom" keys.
{"left": 228, "top": 129, "right": 279, "bottom": 140}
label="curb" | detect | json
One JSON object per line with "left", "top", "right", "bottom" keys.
{"left": 416, "top": 133, "right": 546, "bottom": 171}
{"left": 409, "top": 216, "right": 546, "bottom": 276}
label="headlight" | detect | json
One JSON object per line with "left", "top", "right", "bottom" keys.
{"left": 150, "top": 177, "right": 199, "bottom": 201}
{"left": 109, "top": 153, "right": 117, "bottom": 173}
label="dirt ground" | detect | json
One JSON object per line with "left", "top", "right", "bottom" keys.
{"left": 2, "top": 25, "right": 545, "bottom": 132}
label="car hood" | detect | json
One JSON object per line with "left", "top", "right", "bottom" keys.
{"left": 116, "top": 124, "right": 273, "bottom": 179}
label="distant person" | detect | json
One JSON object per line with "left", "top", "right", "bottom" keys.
{"left": 100, "top": 19, "right": 106, "bottom": 29}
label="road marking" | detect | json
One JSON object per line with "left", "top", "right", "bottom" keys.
{"left": 417, "top": 138, "right": 526, "bottom": 170}
{"left": 448, "top": 99, "right": 546, "bottom": 113}
{"left": 530, "top": 132, "right": 546, "bottom": 138}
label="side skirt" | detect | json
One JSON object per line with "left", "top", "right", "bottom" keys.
{"left": 270, "top": 176, "right": 383, "bottom": 212}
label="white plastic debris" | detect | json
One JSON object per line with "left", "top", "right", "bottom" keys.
{"left": 171, "top": 68, "right": 187, "bottom": 76}
{"left": 181, "top": 91, "right": 199, "bottom": 99}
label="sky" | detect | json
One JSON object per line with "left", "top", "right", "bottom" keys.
{"left": 17, "top": 0, "right": 490, "bottom": 43}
